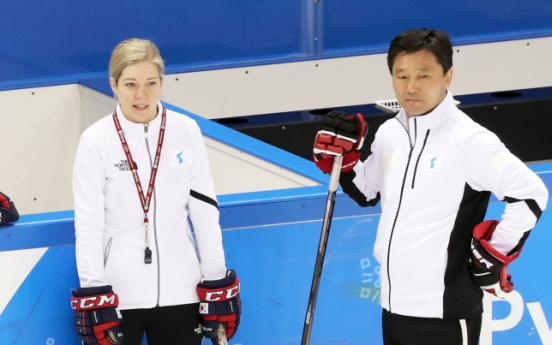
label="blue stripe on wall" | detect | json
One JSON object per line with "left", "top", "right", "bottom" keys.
{"left": 0, "top": 0, "right": 550, "bottom": 89}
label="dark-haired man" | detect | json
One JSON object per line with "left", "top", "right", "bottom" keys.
{"left": 313, "top": 28, "right": 548, "bottom": 344}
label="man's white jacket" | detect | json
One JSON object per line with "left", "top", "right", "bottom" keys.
{"left": 73, "top": 102, "right": 226, "bottom": 310}
{"left": 340, "top": 91, "right": 548, "bottom": 319}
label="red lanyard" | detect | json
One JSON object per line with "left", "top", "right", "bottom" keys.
{"left": 112, "top": 106, "right": 166, "bottom": 263}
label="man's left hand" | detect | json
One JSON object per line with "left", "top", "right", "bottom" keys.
{"left": 470, "top": 220, "right": 522, "bottom": 299}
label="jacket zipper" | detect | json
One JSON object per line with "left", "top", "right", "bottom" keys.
{"left": 104, "top": 237, "right": 113, "bottom": 267}
{"left": 144, "top": 124, "right": 162, "bottom": 307}
{"left": 187, "top": 230, "right": 201, "bottom": 260}
{"left": 411, "top": 129, "right": 431, "bottom": 188}
{"left": 386, "top": 118, "right": 415, "bottom": 312}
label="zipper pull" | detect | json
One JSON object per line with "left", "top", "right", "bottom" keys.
{"left": 144, "top": 124, "right": 149, "bottom": 138}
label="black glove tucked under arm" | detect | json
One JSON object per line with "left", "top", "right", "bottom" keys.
{"left": 470, "top": 220, "right": 522, "bottom": 299}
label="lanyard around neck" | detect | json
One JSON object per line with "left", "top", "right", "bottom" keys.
{"left": 112, "top": 106, "right": 166, "bottom": 263}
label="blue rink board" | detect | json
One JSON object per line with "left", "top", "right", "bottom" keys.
{"left": 0, "top": 164, "right": 551, "bottom": 344}
{"left": 0, "top": 0, "right": 551, "bottom": 89}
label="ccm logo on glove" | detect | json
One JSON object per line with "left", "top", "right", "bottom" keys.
{"left": 70, "top": 285, "right": 123, "bottom": 345}
{"left": 197, "top": 270, "right": 242, "bottom": 342}
{"left": 199, "top": 284, "right": 240, "bottom": 302}
{"left": 71, "top": 293, "right": 119, "bottom": 310}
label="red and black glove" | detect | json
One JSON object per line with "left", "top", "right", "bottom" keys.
{"left": 470, "top": 220, "right": 522, "bottom": 299}
{"left": 197, "top": 270, "right": 241, "bottom": 344}
{"left": 0, "top": 192, "right": 19, "bottom": 226}
{"left": 313, "top": 110, "right": 367, "bottom": 173}
{"left": 70, "top": 285, "right": 123, "bottom": 345}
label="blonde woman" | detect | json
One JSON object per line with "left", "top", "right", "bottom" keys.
{"left": 70, "top": 38, "right": 240, "bottom": 345}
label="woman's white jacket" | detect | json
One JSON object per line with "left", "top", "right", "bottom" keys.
{"left": 73, "top": 102, "right": 226, "bottom": 310}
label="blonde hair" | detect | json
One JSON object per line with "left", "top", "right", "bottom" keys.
{"left": 109, "top": 38, "right": 164, "bottom": 85}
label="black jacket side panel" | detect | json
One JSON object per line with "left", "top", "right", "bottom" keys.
{"left": 339, "top": 170, "right": 381, "bottom": 207}
{"left": 443, "top": 183, "right": 490, "bottom": 319}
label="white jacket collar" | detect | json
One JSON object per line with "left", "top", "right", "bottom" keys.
{"left": 396, "top": 90, "right": 456, "bottom": 133}
{"left": 115, "top": 101, "right": 164, "bottom": 131}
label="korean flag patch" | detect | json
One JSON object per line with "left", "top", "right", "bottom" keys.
{"left": 421, "top": 155, "right": 444, "bottom": 173}
{"left": 199, "top": 302, "right": 209, "bottom": 315}
{"left": 168, "top": 148, "right": 193, "bottom": 168}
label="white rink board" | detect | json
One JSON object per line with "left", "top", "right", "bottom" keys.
{"left": 161, "top": 37, "right": 552, "bottom": 119}
{"left": 0, "top": 85, "right": 321, "bottom": 215}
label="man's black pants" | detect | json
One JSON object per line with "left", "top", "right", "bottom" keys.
{"left": 382, "top": 309, "right": 482, "bottom": 345}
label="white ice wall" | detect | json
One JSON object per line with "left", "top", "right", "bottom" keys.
{"left": 0, "top": 85, "right": 82, "bottom": 214}
{"left": 0, "top": 248, "right": 47, "bottom": 314}
{"left": 0, "top": 85, "right": 319, "bottom": 215}
{"left": 204, "top": 137, "right": 319, "bottom": 195}
{"left": 161, "top": 36, "right": 552, "bottom": 119}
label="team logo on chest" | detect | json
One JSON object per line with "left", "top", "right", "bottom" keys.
{"left": 176, "top": 151, "right": 184, "bottom": 164}
{"left": 420, "top": 155, "right": 444, "bottom": 173}
{"left": 169, "top": 149, "right": 192, "bottom": 168}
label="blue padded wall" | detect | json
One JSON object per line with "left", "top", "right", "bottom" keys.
{"left": 1, "top": 0, "right": 551, "bottom": 87}
{"left": 0, "top": 0, "right": 302, "bottom": 83}
{"left": 323, "top": 0, "right": 552, "bottom": 54}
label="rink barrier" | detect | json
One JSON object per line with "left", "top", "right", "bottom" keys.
{"left": 0, "top": 163, "right": 551, "bottom": 344}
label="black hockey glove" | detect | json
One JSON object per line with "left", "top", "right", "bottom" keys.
{"left": 470, "top": 220, "right": 521, "bottom": 299}
{"left": 0, "top": 192, "right": 19, "bottom": 226}
{"left": 70, "top": 285, "right": 123, "bottom": 345}
{"left": 313, "top": 110, "right": 367, "bottom": 173}
{"left": 197, "top": 270, "right": 241, "bottom": 344}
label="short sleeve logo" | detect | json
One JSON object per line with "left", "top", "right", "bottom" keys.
{"left": 382, "top": 151, "right": 398, "bottom": 168}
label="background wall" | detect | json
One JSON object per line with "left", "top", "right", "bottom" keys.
{"left": 1, "top": 0, "right": 551, "bottom": 83}
{"left": 162, "top": 37, "right": 552, "bottom": 118}
{"left": 0, "top": 85, "right": 82, "bottom": 214}
{"left": 1, "top": 0, "right": 551, "bottom": 119}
